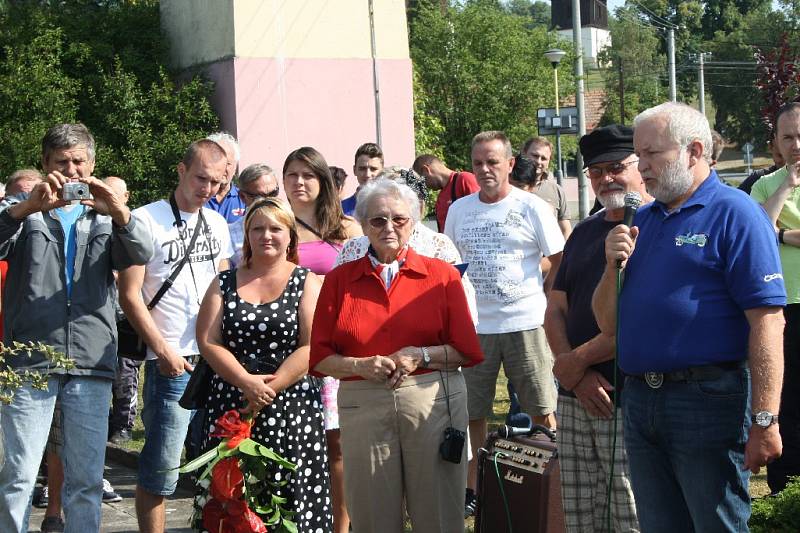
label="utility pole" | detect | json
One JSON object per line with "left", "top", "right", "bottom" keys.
{"left": 668, "top": 28, "right": 676, "bottom": 102}
{"left": 572, "top": 0, "right": 588, "bottom": 219}
{"left": 618, "top": 59, "right": 625, "bottom": 125}
{"left": 698, "top": 52, "right": 706, "bottom": 116}
{"left": 368, "top": 0, "right": 382, "bottom": 146}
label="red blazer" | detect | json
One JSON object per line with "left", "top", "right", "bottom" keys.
{"left": 310, "top": 248, "right": 483, "bottom": 379}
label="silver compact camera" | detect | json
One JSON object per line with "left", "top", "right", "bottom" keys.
{"left": 61, "top": 182, "right": 92, "bottom": 201}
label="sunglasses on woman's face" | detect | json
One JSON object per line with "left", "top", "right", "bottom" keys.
{"left": 367, "top": 215, "right": 411, "bottom": 229}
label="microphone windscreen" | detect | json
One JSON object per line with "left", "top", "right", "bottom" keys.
{"left": 624, "top": 191, "right": 642, "bottom": 210}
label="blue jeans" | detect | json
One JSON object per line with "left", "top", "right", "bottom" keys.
{"left": 138, "top": 360, "right": 193, "bottom": 495}
{"left": 622, "top": 369, "right": 751, "bottom": 533}
{"left": 0, "top": 375, "right": 111, "bottom": 533}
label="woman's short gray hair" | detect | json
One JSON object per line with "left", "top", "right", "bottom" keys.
{"left": 355, "top": 177, "right": 421, "bottom": 225}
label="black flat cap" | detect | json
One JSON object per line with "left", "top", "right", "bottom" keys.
{"left": 579, "top": 124, "right": 635, "bottom": 167}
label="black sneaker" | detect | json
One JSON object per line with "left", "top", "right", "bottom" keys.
{"left": 32, "top": 486, "right": 49, "bottom": 509}
{"left": 40, "top": 515, "right": 64, "bottom": 533}
{"left": 465, "top": 488, "right": 478, "bottom": 518}
{"left": 102, "top": 478, "right": 122, "bottom": 503}
{"left": 109, "top": 428, "right": 132, "bottom": 445}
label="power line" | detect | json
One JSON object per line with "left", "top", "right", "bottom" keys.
{"left": 628, "top": 0, "right": 678, "bottom": 29}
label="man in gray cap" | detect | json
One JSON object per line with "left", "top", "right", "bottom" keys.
{"left": 544, "top": 124, "right": 649, "bottom": 532}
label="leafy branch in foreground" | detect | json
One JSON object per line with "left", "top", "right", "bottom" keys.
{"left": 0, "top": 341, "right": 75, "bottom": 404}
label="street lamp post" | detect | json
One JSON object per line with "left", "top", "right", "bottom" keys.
{"left": 544, "top": 48, "right": 566, "bottom": 185}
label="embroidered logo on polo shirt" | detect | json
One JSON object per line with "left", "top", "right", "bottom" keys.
{"left": 675, "top": 232, "right": 708, "bottom": 247}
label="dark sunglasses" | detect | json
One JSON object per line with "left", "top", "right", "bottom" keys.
{"left": 241, "top": 187, "right": 280, "bottom": 201}
{"left": 368, "top": 215, "right": 411, "bottom": 229}
{"left": 585, "top": 159, "right": 639, "bottom": 180}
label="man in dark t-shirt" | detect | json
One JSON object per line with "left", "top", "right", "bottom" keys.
{"left": 543, "top": 124, "right": 650, "bottom": 532}
{"left": 739, "top": 138, "right": 785, "bottom": 195}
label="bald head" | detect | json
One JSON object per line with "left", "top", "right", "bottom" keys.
{"left": 103, "top": 176, "right": 129, "bottom": 205}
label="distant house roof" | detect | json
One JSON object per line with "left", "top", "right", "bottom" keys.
{"left": 563, "top": 89, "right": 607, "bottom": 132}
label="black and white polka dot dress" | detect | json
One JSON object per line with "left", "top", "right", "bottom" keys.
{"left": 202, "top": 267, "right": 332, "bottom": 532}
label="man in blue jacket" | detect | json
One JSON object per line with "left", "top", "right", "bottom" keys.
{"left": 0, "top": 123, "right": 153, "bottom": 533}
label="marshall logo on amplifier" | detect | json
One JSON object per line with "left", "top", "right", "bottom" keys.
{"left": 476, "top": 426, "right": 565, "bottom": 533}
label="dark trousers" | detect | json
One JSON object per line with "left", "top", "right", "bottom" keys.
{"left": 768, "top": 304, "right": 800, "bottom": 494}
{"left": 109, "top": 355, "right": 142, "bottom": 433}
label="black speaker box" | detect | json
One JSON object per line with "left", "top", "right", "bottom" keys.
{"left": 476, "top": 433, "right": 565, "bottom": 533}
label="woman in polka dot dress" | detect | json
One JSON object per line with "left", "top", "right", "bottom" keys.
{"left": 196, "top": 198, "right": 332, "bottom": 532}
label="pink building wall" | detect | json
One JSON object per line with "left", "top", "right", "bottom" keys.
{"left": 207, "top": 57, "right": 414, "bottom": 198}
{"left": 161, "top": 0, "right": 416, "bottom": 199}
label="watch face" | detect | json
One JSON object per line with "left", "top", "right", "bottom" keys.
{"left": 755, "top": 412, "right": 773, "bottom": 426}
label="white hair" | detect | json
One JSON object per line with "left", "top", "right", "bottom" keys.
{"left": 355, "top": 177, "right": 421, "bottom": 225}
{"left": 206, "top": 131, "right": 240, "bottom": 163}
{"left": 634, "top": 102, "right": 713, "bottom": 164}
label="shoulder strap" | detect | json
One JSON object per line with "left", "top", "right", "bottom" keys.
{"left": 295, "top": 217, "right": 341, "bottom": 253}
{"left": 450, "top": 172, "right": 461, "bottom": 201}
{"left": 219, "top": 269, "right": 237, "bottom": 307}
{"left": 146, "top": 194, "right": 204, "bottom": 310}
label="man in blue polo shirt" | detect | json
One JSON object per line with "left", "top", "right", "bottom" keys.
{"left": 593, "top": 102, "right": 786, "bottom": 532}
{"left": 204, "top": 132, "right": 245, "bottom": 222}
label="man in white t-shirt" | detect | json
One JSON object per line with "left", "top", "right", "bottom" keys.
{"left": 444, "top": 130, "right": 565, "bottom": 515}
{"left": 119, "top": 139, "right": 233, "bottom": 533}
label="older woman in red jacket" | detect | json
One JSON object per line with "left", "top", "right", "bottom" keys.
{"left": 310, "top": 178, "right": 483, "bottom": 533}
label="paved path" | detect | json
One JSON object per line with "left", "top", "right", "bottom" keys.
{"left": 28, "top": 451, "right": 194, "bottom": 533}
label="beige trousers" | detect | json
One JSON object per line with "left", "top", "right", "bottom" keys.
{"left": 338, "top": 371, "right": 468, "bottom": 533}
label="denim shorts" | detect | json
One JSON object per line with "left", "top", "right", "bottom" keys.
{"left": 138, "top": 360, "right": 193, "bottom": 495}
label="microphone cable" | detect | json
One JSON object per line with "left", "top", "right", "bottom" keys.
{"left": 605, "top": 191, "right": 641, "bottom": 532}
{"left": 492, "top": 451, "right": 514, "bottom": 533}
{"left": 604, "top": 267, "right": 623, "bottom": 533}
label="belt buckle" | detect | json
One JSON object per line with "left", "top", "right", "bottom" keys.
{"left": 644, "top": 372, "right": 664, "bottom": 389}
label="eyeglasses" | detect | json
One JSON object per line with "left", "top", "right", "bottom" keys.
{"left": 585, "top": 160, "right": 639, "bottom": 180}
{"left": 241, "top": 187, "right": 280, "bottom": 202}
{"left": 367, "top": 215, "right": 412, "bottom": 229}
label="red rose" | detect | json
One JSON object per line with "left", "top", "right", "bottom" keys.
{"left": 210, "top": 457, "right": 244, "bottom": 500}
{"left": 211, "top": 410, "right": 252, "bottom": 448}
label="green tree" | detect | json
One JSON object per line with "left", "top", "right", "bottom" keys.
{"left": 410, "top": 0, "right": 573, "bottom": 168}
{"left": 705, "top": 5, "right": 794, "bottom": 145}
{"left": 599, "top": 7, "right": 666, "bottom": 125}
{"left": 0, "top": 0, "right": 219, "bottom": 206}
{"left": 503, "top": 0, "right": 551, "bottom": 26}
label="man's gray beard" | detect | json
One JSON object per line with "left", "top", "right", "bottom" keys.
{"left": 597, "top": 190, "right": 625, "bottom": 210}
{"left": 646, "top": 156, "right": 693, "bottom": 204}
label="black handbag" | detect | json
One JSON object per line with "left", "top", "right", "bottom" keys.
{"left": 178, "top": 358, "right": 213, "bottom": 410}
{"left": 117, "top": 193, "right": 208, "bottom": 360}
{"left": 117, "top": 316, "right": 147, "bottom": 360}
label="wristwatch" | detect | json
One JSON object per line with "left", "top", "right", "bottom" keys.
{"left": 752, "top": 411, "right": 779, "bottom": 428}
{"left": 420, "top": 346, "right": 432, "bottom": 368}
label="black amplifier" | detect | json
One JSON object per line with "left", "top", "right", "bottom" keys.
{"left": 475, "top": 430, "right": 565, "bottom": 533}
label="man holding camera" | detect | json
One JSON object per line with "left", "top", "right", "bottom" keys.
{"left": 0, "top": 123, "right": 153, "bottom": 533}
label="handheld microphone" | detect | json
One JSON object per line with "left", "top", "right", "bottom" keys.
{"left": 622, "top": 191, "right": 642, "bottom": 228}
{"left": 617, "top": 191, "right": 643, "bottom": 269}
{"left": 497, "top": 424, "right": 557, "bottom": 441}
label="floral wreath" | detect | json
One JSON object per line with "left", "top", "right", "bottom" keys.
{"left": 180, "top": 410, "right": 298, "bottom": 533}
